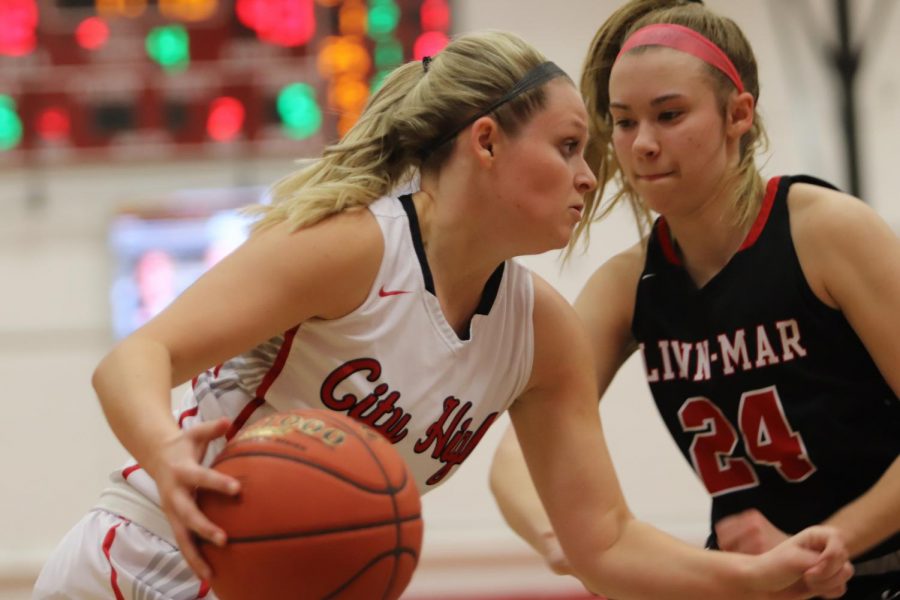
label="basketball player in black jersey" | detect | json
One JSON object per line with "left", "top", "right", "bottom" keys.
{"left": 491, "top": 2, "right": 900, "bottom": 599}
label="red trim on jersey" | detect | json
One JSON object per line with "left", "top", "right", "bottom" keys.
{"left": 657, "top": 218, "right": 682, "bottom": 265}
{"left": 226, "top": 397, "right": 265, "bottom": 440}
{"left": 739, "top": 176, "right": 780, "bottom": 251}
{"left": 121, "top": 464, "right": 141, "bottom": 479}
{"left": 178, "top": 406, "right": 199, "bottom": 427}
{"left": 101, "top": 522, "right": 126, "bottom": 600}
{"left": 656, "top": 176, "right": 781, "bottom": 265}
{"left": 197, "top": 579, "right": 212, "bottom": 598}
{"left": 225, "top": 325, "right": 300, "bottom": 440}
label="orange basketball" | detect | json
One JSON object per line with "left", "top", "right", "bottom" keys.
{"left": 197, "top": 409, "right": 423, "bottom": 600}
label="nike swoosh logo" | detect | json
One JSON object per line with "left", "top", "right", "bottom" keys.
{"left": 641, "top": 273, "right": 657, "bottom": 280}
{"left": 378, "top": 286, "right": 411, "bottom": 297}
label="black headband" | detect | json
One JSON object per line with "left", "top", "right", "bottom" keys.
{"left": 420, "top": 61, "right": 567, "bottom": 159}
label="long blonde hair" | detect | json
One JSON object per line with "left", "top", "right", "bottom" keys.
{"left": 253, "top": 30, "right": 564, "bottom": 232}
{"left": 571, "top": 0, "right": 768, "bottom": 250}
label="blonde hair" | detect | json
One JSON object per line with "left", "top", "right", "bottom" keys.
{"left": 252, "top": 30, "right": 564, "bottom": 232}
{"left": 571, "top": 0, "right": 768, "bottom": 249}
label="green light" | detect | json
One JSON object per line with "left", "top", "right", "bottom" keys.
{"left": 0, "top": 95, "right": 23, "bottom": 151}
{"left": 374, "top": 38, "right": 403, "bottom": 69}
{"left": 367, "top": 0, "right": 400, "bottom": 38}
{"left": 277, "top": 83, "right": 322, "bottom": 139}
{"left": 146, "top": 24, "right": 190, "bottom": 71}
{"left": 370, "top": 69, "right": 393, "bottom": 92}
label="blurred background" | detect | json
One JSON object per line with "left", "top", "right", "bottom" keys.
{"left": 1, "top": 0, "right": 898, "bottom": 598}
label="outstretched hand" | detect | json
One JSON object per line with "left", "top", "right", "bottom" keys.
{"left": 145, "top": 417, "right": 241, "bottom": 580}
{"left": 752, "top": 525, "right": 852, "bottom": 599}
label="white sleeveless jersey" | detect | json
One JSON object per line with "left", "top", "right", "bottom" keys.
{"left": 99, "top": 194, "right": 535, "bottom": 541}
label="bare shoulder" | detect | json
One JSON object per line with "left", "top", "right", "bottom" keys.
{"left": 575, "top": 241, "right": 645, "bottom": 329}
{"left": 527, "top": 274, "right": 594, "bottom": 391}
{"left": 579, "top": 241, "right": 645, "bottom": 297}
{"left": 244, "top": 206, "right": 385, "bottom": 319}
{"left": 788, "top": 182, "right": 887, "bottom": 238}
{"left": 788, "top": 182, "right": 898, "bottom": 307}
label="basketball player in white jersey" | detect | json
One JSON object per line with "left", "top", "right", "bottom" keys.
{"left": 36, "top": 30, "right": 851, "bottom": 600}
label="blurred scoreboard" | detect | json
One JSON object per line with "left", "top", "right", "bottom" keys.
{"left": 0, "top": 0, "right": 452, "bottom": 167}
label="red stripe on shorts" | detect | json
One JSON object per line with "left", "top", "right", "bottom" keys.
{"left": 121, "top": 464, "right": 141, "bottom": 479}
{"left": 101, "top": 522, "right": 126, "bottom": 600}
{"left": 178, "top": 406, "right": 199, "bottom": 427}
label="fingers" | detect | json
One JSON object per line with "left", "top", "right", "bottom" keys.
{"left": 715, "top": 509, "right": 778, "bottom": 555}
{"left": 792, "top": 526, "right": 852, "bottom": 600}
{"left": 187, "top": 417, "right": 232, "bottom": 445}
{"left": 803, "top": 561, "right": 852, "bottom": 599}
{"left": 164, "top": 482, "right": 229, "bottom": 580}
{"left": 170, "top": 515, "right": 213, "bottom": 581}
{"left": 152, "top": 419, "right": 240, "bottom": 580}
{"left": 192, "top": 462, "right": 241, "bottom": 497}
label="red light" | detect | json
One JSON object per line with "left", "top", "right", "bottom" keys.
{"left": 420, "top": 0, "right": 449, "bottom": 32}
{"left": 413, "top": 31, "right": 448, "bottom": 61}
{"left": 206, "top": 96, "right": 245, "bottom": 142}
{"left": 75, "top": 17, "right": 110, "bottom": 50}
{"left": 236, "top": 0, "right": 315, "bottom": 47}
{"left": 36, "top": 107, "right": 71, "bottom": 141}
{"left": 0, "top": 0, "right": 38, "bottom": 57}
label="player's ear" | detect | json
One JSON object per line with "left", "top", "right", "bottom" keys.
{"left": 468, "top": 116, "right": 497, "bottom": 165}
{"left": 726, "top": 91, "right": 754, "bottom": 139}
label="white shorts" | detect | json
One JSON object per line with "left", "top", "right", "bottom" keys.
{"left": 34, "top": 509, "right": 216, "bottom": 600}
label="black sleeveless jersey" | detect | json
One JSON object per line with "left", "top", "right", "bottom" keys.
{"left": 631, "top": 175, "right": 900, "bottom": 564}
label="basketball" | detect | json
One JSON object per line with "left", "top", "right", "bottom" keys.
{"left": 196, "top": 409, "right": 423, "bottom": 600}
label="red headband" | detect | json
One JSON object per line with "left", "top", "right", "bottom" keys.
{"left": 617, "top": 23, "right": 744, "bottom": 93}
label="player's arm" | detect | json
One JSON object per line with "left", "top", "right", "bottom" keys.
{"left": 489, "top": 245, "right": 641, "bottom": 573}
{"left": 791, "top": 184, "right": 900, "bottom": 558}
{"left": 507, "top": 275, "right": 851, "bottom": 599}
{"left": 92, "top": 208, "right": 383, "bottom": 577}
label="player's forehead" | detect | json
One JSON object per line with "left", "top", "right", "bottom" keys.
{"left": 609, "top": 47, "right": 712, "bottom": 104}
{"left": 526, "top": 78, "right": 588, "bottom": 132}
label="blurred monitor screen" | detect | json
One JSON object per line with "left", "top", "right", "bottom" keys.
{"left": 108, "top": 186, "right": 265, "bottom": 338}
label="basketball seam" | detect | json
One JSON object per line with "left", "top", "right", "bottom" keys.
{"left": 316, "top": 413, "right": 410, "bottom": 600}
{"left": 210, "top": 514, "right": 422, "bottom": 545}
{"left": 321, "top": 547, "right": 421, "bottom": 600}
{"left": 212, "top": 450, "right": 406, "bottom": 495}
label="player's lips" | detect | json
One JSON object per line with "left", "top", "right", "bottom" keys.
{"left": 569, "top": 204, "right": 584, "bottom": 218}
{"left": 637, "top": 172, "right": 673, "bottom": 181}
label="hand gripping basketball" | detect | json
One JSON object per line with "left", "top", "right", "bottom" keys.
{"left": 197, "top": 409, "right": 424, "bottom": 600}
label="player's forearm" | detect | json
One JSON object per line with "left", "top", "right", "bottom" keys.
{"left": 489, "top": 429, "right": 557, "bottom": 555}
{"left": 92, "top": 336, "right": 182, "bottom": 472}
{"left": 564, "top": 518, "right": 765, "bottom": 600}
{"left": 824, "top": 456, "right": 900, "bottom": 558}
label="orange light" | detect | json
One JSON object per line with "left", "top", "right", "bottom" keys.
{"left": 317, "top": 36, "right": 371, "bottom": 78}
{"left": 328, "top": 76, "right": 369, "bottom": 113}
{"left": 160, "top": 0, "right": 219, "bottom": 22}
{"left": 95, "top": 0, "right": 148, "bottom": 18}
{"left": 339, "top": 0, "right": 367, "bottom": 36}
{"left": 337, "top": 111, "right": 360, "bottom": 137}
